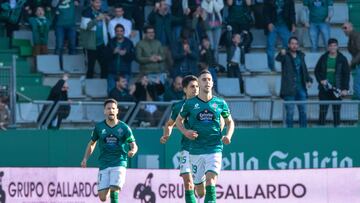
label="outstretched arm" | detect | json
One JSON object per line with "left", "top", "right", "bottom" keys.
{"left": 222, "top": 116, "right": 235, "bottom": 145}
{"left": 160, "top": 119, "right": 175, "bottom": 144}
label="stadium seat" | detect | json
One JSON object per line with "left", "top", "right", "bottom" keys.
{"left": 245, "top": 53, "right": 269, "bottom": 72}
{"left": 244, "top": 77, "right": 272, "bottom": 97}
{"left": 83, "top": 104, "right": 105, "bottom": 122}
{"left": 13, "top": 30, "right": 32, "bottom": 43}
{"left": 17, "top": 76, "right": 42, "bottom": 86}
{"left": 217, "top": 78, "right": 243, "bottom": 97}
{"left": 331, "top": 3, "right": 349, "bottom": 24}
{"left": 16, "top": 102, "right": 43, "bottom": 123}
{"left": 307, "top": 75, "right": 319, "bottom": 97}
{"left": 226, "top": 99, "right": 256, "bottom": 121}
{"left": 63, "top": 104, "right": 90, "bottom": 123}
{"left": 62, "top": 54, "right": 86, "bottom": 73}
{"left": 251, "top": 29, "right": 267, "bottom": 48}
{"left": 84, "top": 79, "right": 107, "bottom": 98}
{"left": 305, "top": 52, "right": 322, "bottom": 70}
{"left": 0, "top": 37, "right": 10, "bottom": 49}
{"left": 17, "top": 86, "right": 51, "bottom": 101}
{"left": 67, "top": 78, "right": 86, "bottom": 99}
{"left": 218, "top": 53, "right": 227, "bottom": 68}
{"left": 254, "top": 100, "right": 273, "bottom": 121}
{"left": 37, "top": 55, "right": 63, "bottom": 74}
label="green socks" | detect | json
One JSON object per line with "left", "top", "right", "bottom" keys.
{"left": 185, "top": 190, "right": 196, "bottom": 203}
{"left": 204, "top": 185, "right": 216, "bottom": 203}
{"left": 110, "top": 191, "right": 119, "bottom": 203}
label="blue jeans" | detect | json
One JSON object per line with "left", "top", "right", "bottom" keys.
{"left": 207, "top": 28, "right": 221, "bottom": 62}
{"left": 309, "top": 23, "right": 330, "bottom": 52}
{"left": 55, "top": 26, "right": 76, "bottom": 55}
{"left": 354, "top": 65, "right": 360, "bottom": 100}
{"left": 267, "top": 25, "right": 291, "bottom": 70}
{"left": 284, "top": 88, "right": 307, "bottom": 128}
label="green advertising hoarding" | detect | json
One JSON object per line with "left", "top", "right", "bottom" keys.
{"left": 0, "top": 128, "right": 358, "bottom": 170}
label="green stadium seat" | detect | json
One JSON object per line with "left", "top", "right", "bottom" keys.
{"left": 19, "top": 46, "right": 33, "bottom": 57}
{"left": 17, "top": 76, "right": 42, "bottom": 86}
{"left": 17, "top": 85, "right": 51, "bottom": 101}
{"left": 12, "top": 38, "right": 31, "bottom": 47}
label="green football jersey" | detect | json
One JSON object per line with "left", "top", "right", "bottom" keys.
{"left": 170, "top": 100, "right": 191, "bottom": 151}
{"left": 179, "top": 96, "right": 231, "bottom": 155}
{"left": 91, "top": 120, "right": 135, "bottom": 170}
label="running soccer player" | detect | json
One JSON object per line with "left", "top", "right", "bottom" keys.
{"left": 160, "top": 75, "right": 199, "bottom": 203}
{"left": 81, "top": 99, "right": 138, "bottom": 203}
{"left": 176, "top": 70, "right": 235, "bottom": 203}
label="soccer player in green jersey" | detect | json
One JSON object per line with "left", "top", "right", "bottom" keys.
{"left": 176, "top": 70, "right": 235, "bottom": 203}
{"left": 81, "top": 99, "right": 138, "bottom": 203}
{"left": 160, "top": 75, "right": 199, "bottom": 203}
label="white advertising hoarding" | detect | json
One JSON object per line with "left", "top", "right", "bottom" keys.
{"left": 0, "top": 168, "right": 360, "bottom": 203}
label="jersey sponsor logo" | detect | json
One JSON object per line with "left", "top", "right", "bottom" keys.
{"left": 197, "top": 109, "right": 215, "bottom": 122}
{"left": 104, "top": 134, "right": 119, "bottom": 148}
{"left": 193, "top": 103, "right": 200, "bottom": 110}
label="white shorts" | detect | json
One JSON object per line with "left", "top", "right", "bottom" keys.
{"left": 97, "top": 166, "right": 126, "bottom": 191}
{"left": 179, "top": 150, "right": 191, "bottom": 175}
{"left": 190, "top": 153, "right": 222, "bottom": 185}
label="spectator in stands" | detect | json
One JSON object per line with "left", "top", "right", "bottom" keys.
{"left": 24, "top": 0, "right": 51, "bottom": 17}
{"left": 302, "top": 0, "right": 333, "bottom": 52}
{"left": 135, "top": 25, "right": 165, "bottom": 75}
{"left": 164, "top": 76, "right": 184, "bottom": 101}
{"left": 276, "top": 36, "right": 313, "bottom": 128}
{"left": 171, "top": 0, "right": 189, "bottom": 39}
{"left": 80, "top": 0, "right": 110, "bottom": 78}
{"left": 199, "top": 36, "right": 219, "bottom": 91}
{"left": 171, "top": 27, "right": 198, "bottom": 78}
{"left": 108, "top": 24, "right": 135, "bottom": 92}
{"left": 226, "top": 0, "right": 253, "bottom": 52}
{"left": 108, "top": 75, "right": 135, "bottom": 102}
{"left": 28, "top": 7, "right": 51, "bottom": 56}
{"left": 252, "top": 0, "right": 266, "bottom": 29}
{"left": 201, "top": 0, "right": 224, "bottom": 60}
{"left": 226, "top": 33, "right": 245, "bottom": 94}
{"left": 264, "top": 0, "right": 296, "bottom": 71}
{"left": 53, "top": 0, "right": 79, "bottom": 55}
{"left": 148, "top": 0, "right": 173, "bottom": 47}
{"left": 343, "top": 22, "right": 360, "bottom": 100}
{"left": 133, "top": 74, "right": 165, "bottom": 127}
{"left": 315, "top": 38, "right": 350, "bottom": 127}
{"left": 38, "top": 77, "right": 71, "bottom": 129}
{"left": 117, "top": 0, "right": 144, "bottom": 32}
{"left": 0, "top": 0, "right": 26, "bottom": 38}
{"left": 108, "top": 6, "right": 132, "bottom": 39}
{"left": 0, "top": 96, "right": 10, "bottom": 131}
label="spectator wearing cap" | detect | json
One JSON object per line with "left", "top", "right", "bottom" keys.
{"left": 343, "top": 22, "right": 360, "bottom": 100}
{"left": 315, "top": 38, "right": 350, "bottom": 126}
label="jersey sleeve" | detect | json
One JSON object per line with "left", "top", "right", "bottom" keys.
{"left": 179, "top": 101, "right": 190, "bottom": 119}
{"left": 124, "top": 125, "right": 136, "bottom": 143}
{"left": 221, "top": 100, "right": 231, "bottom": 119}
{"left": 170, "top": 103, "right": 178, "bottom": 121}
{"left": 91, "top": 126, "right": 99, "bottom": 142}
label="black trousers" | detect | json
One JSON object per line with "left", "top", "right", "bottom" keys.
{"left": 86, "top": 44, "right": 108, "bottom": 78}
{"left": 318, "top": 89, "right": 341, "bottom": 127}
{"left": 227, "top": 63, "right": 244, "bottom": 94}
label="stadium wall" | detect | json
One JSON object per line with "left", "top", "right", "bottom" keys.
{"left": 0, "top": 128, "right": 358, "bottom": 170}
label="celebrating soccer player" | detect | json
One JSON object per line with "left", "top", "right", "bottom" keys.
{"left": 160, "top": 75, "right": 199, "bottom": 203}
{"left": 176, "top": 70, "right": 235, "bottom": 203}
{"left": 81, "top": 99, "right": 138, "bottom": 203}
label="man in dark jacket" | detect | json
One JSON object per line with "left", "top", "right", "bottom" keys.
{"left": 164, "top": 76, "right": 184, "bottom": 101}
{"left": 108, "top": 75, "right": 135, "bottom": 102}
{"left": 315, "top": 38, "right": 350, "bottom": 126}
{"left": 108, "top": 24, "right": 135, "bottom": 92}
{"left": 148, "top": 0, "right": 173, "bottom": 47}
{"left": 276, "top": 37, "right": 313, "bottom": 128}
{"left": 264, "top": 0, "right": 296, "bottom": 71}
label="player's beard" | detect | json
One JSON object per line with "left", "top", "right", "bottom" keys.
{"left": 107, "top": 114, "right": 116, "bottom": 121}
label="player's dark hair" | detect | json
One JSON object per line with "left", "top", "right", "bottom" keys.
{"left": 288, "top": 36, "right": 299, "bottom": 44}
{"left": 104, "top": 98, "right": 118, "bottom": 107}
{"left": 115, "top": 23, "right": 125, "bottom": 32}
{"left": 198, "top": 70, "right": 212, "bottom": 77}
{"left": 182, "top": 75, "right": 198, "bottom": 88}
{"left": 328, "top": 38, "right": 338, "bottom": 45}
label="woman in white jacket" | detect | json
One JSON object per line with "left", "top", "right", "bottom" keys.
{"left": 201, "top": 0, "right": 224, "bottom": 61}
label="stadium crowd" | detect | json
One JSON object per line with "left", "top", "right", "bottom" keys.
{"left": 0, "top": 0, "right": 360, "bottom": 129}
